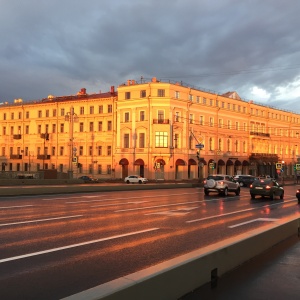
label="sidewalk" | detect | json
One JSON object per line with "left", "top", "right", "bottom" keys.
{"left": 181, "top": 233, "right": 300, "bottom": 300}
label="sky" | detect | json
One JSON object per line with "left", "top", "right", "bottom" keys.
{"left": 1, "top": 0, "right": 300, "bottom": 113}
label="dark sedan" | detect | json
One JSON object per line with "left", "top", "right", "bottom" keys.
{"left": 250, "top": 178, "right": 284, "bottom": 200}
{"left": 78, "top": 176, "right": 99, "bottom": 183}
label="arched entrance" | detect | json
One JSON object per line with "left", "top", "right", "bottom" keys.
{"left": 154, "top": 158, "right": 165, "bottom": 180}
{"left": 234, "top": 160, "right": 242, "bottom": 175}
{"left": 242, "top": 160, "right": 250, "bottom": 174}
{"left": 226, "top": 159, "right": 234, "bottom": 175}
{"left": 218, "top": 159, "right": 225, "bottom": 174}
{"left": 119, "top": 158, "right": 129, "bottom": 179}
{"left": 188, "top": 158, "right": 197, "bottom": 179}
{"left": 134, "top": 158, "right": 145, "bottom": 177}
{"left": 175, "top": 159, "right": 185, "bottom": 179}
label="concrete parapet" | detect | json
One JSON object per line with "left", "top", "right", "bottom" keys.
{"left": 62, "top": 216, "right": 300, "bottom": 300}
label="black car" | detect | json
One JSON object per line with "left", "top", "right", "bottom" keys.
{"left": 236, "top": 175, "right": 258, "bottom": 187}
{"left": 78, "top": 176, "right": 99, "bottom": 183}
{"left": 296, "top": 189, "right": 300, "bottom": 204}
{"left": 250, "top": 179, "right": 284, "bottom": 200}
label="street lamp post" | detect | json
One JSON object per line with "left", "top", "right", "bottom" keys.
{"left": 65, "top": 107, "right": 78, "bottom": 179}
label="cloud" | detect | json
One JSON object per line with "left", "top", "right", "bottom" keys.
{"left": 0, "top": 0, "right": 300, "bottom": 113}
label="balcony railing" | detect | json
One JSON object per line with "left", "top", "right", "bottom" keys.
{"left": 250, "top": 131, "right": 270, "bottom": 138}
{"left": 13, "top": 134, "right": 22, "bottom": 139}
{"left": 153, "top": 119, "right": 170, "bottom": 124}
{"left": 37, "top": 154, "right": 51, "bottom": 160}
{"left": 10, "top": 154, "right": 22, "bottom": 159}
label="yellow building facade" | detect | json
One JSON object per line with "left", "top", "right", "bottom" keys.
{"left": 1, "top": 78, "right": 300, "bottom": 180}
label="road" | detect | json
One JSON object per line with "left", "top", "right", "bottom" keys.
{"left": 0, "top": 186, "right": 299, "bottom": 299}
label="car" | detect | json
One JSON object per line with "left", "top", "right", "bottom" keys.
{"left": 235, "top": 175, "right": 258, "bottom": 187}
{"left": 124, "top": 175, "right": 148, "bottom": 184}
{"left": 78, "top": 175, "right": 99, "bottom": 183}
{"left": 203, "top": 174, "right": 240, "bottom": 196}
{"left": 296, "top": 189, "right": 300, "bottom": 204}
{"left": 250, "top": 178, "right": 284, "bottom": 200}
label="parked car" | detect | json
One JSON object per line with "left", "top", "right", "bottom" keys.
{"left": 250, "top": 178, "right": 284, "bottom": 200}
{"left": 235, "top": 175, "right": 258, "bottom": 187}
{"left": 78, "top": 175, "right": 99, "bottom": 183}
{"left": 124, "top": 175, "right": 148, "bottom": 184}
{"left": 203, "top": 174, "right": 240, "bottom": 196}
{"left": 296, "top": 189, "right": 300, "bottom": 204}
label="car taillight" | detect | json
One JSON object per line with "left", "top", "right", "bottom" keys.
{"left": 219, "top": 181, "right": 224, "bottom": 185}
{"left": 250, "top": 184, "right": 253, "bottom": 188}
{"left": 297, "top": 189, "right": 300, "bottom": 193}
{"left": 204, "top": 180, "right": 207, "bottom": 184}
{"left": 265, "top": 185, "right": 271, "bottom": 190}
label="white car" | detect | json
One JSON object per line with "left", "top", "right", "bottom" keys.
{"left": 124, "top": 175, "right": 148, "bottom": 184}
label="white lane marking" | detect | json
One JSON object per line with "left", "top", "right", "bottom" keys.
{"left": 115, "top": 200, "right": 203, "bottom": 212}
{"left": 0, "top": 215, "right": 83, "bottom": 227}
{"left": 42, "top": 195, "right": 105, "bottom": 201}
{"left": 186, "top": 199, "right": 295, "bottom": 224}
{"left": 91, "top": 201, "right": 149, "bottom": 208}
{"left": 66, "top": 192, "right": 201, "bottom": 204}
{"left": 0, "top": 228, "right": 159, "bottom": 264}
{"left": 145, "top": 207, "right": 199, "bottom": 216}
{"left": 0, "top": 205, "right": 34, "bottom": 209}
{"left": 229, "top": 218, "right": 279, "bottom": 228}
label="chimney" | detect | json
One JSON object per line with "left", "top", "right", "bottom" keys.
{"left": 110, "top": 86, "right": 115, "bottom": 94}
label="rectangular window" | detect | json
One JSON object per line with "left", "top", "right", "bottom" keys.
{"left": 98, "top": 105, "right": 103, "bottom": 113}
{"left": 235, "top": 122, "right": 239, "bottom": 130}
{"left": 61, "top": 108, "right": 65, "bottom": 116}
{"left": 175, "top": 112, "right": 180, "bottom": 122}
{"left": 60, "top": 147, "right": 64, "bottom": 156}
{"left": 80, "top": 107, "right": 84, "bottom": 115}
{"left": 25, "top": 125, "right": 29, "bottom": 134}
{"left": 107, "top": 146, "right": 112, "bottom": 156}
{"left": 158, "top": 110, "right": 164, "bottom": 120}
{"left": 89, "top": 122, "right": 94, "bottom": 132}
{"left": 155, "top": 132, "right": 168, "bottom": 148}
{"left": 38, "top": 111, "right": 42, "bottom": 118}
{"left": 124, "top": 112, "right": 130, "bottom": 122}
{"left": 98, "top": 146, "right": 102, "bottom": 156}
{"left": 174, "top": 133, "right": 179, "bottom": 148}
{"left": 90, "top": 106, "right": 94, "bottom": 114}
{"left": 98, "top": 165, "right": 102, "bottom": 174}
{"left": 79, "top": 122, "right": 84, "bottom": 132}
{"left": 157, "top": 89, "right": 165, "bottom": 97}
{"left": 79, "top": 146, "right": 83, "bottom": 156}
{"left": 46, "top": 110, "right": 49, "bottom": 117}
{"left": 140, "top": 90, "right": 146, "bottom": 98}
{"left": 107, "top": 105, "right": 112, "bottom": 113}
{"left": 209, "top": 117, "right": 214, "bottom": 126}
{"left": 196, "top": 96, "right": 200, "bottom": 103}
{"left": 203, "top": 98, "right": 206, "bottom": 104}
{"left": 52, "top": 147, "right": 56, "bottom": 156}
{"left": 107, "top": 121, "right": 112, "bottom": 131}
{"left": 60, "top": 123, "right": 64, "bottom": 133}
{"left": 53, "top": 109, "right": 57, "bottom": 117}
{"left": 107, "top": 165, "right": 111, "bottom": 174}
{"left": 175, "top": 91, "right": 180, "bottom": 98}
{"left": 3, "top": 113, "right": 6, "bottom": 120}
{"left": 140, "top": 111, "right": 145, "bottom": 121}
{"left": 200, "top": 116, "right": 204, "bottom": 125}
{"left": 125, "top": 92, "right": 131, "bottom": 99}
{"left": 89, "top": 146, "right": 93, "bottom": 156}
{"left": 52, "top": 124, "right": 56, "bottom": 133}
{"left": 45, "top": 124, "right": 49, "bottom": 133}
{"left": 37, "top": 125, "right": 41, "bottom": 134}
{"left": 18, "top": 112, "right": 22, "bottom": 119}
{"left": 124, "top": 133, "right": 130, "bottom": 148}
{"left": 98, "top": 121, "right": 102, "bottom": 131}
{"left": 3, "top": 126, "right": 6, "bottom": 135}
{"left": 139, "top": 133, "right": 145, "bottom": 148}
{"left": 189, "top": 114, "right": 193, "bottom": 124}
{"left": 11, "top": 112, "right": 14, "bottom": 120}
{"left": 26, "top": 111, "right": 30, "bottom": 118}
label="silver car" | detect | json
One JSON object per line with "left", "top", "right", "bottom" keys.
{"left": 204, "top": 174, "right": 240, "bottom": 196}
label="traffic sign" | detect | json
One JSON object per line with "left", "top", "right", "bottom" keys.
{"left": 296, "top": 164, "right": 300, "bottom": 170}
{"left": 195, "top": 143, "right": 204, "bottom": 149}
{"left": 276, "top": 162, "right": 282, "bottom": 170}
